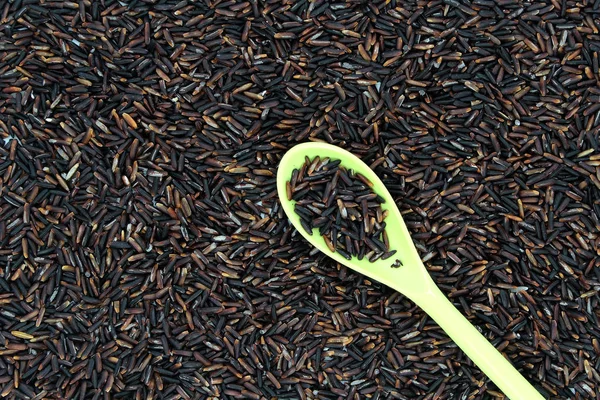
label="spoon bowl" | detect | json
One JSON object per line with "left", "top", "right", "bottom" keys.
{"left": 276, "top": 142, "right": 432, "bottom": 298}
{"left": 277, "top": 142, "right": 545, "bottom": 400}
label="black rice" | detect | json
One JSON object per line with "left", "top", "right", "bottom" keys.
{"left": 289, "top": 156, "right": 397, "bottom": 263}
{"left": 0, "top": 0, "right": 599, "bottom": 399}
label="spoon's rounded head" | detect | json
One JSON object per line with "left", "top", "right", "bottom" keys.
{"left": 277, "top": 142, "right": 427, "bottom": 291}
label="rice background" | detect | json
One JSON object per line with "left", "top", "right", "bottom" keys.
{"left": 0, "top": 1, "right": 599, "bottom": 399}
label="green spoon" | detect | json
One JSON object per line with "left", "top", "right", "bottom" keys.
{"left": 276, "top": 142, "right": 544, "bottom": 400}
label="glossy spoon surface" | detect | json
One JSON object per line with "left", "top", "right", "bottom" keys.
{"left": 276, "top": 142, "right": 544, "bottom": 400}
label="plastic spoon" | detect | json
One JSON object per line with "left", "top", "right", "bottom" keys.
{"left": 276, "top": 142, "right": 544, "bottom": 400}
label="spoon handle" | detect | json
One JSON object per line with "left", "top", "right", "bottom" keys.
{"left": 415, "top": 284, "right": 545, "bottom": 400}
